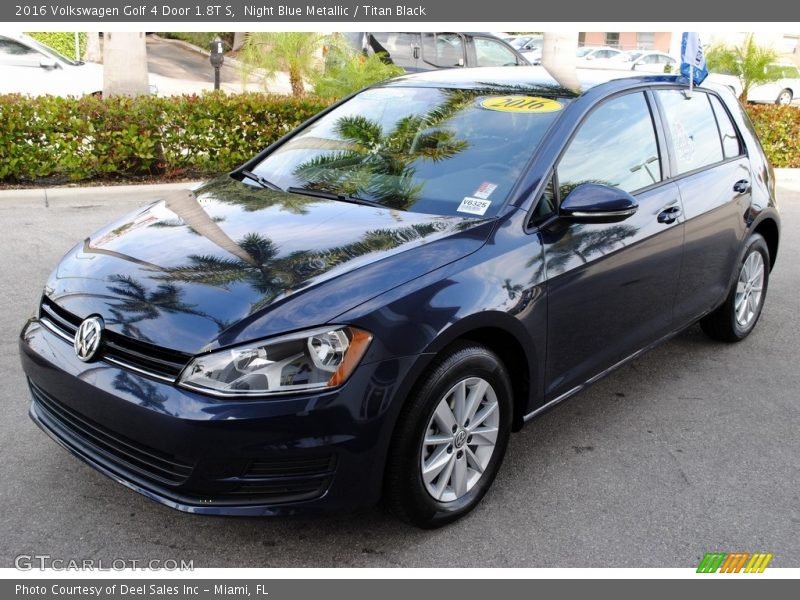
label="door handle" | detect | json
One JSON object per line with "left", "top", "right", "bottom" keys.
{"left": 733, "top": 179, "right": 751, "bottom": 194}
{"left": 657, "top": 205, "right": 682, "bottom": 224}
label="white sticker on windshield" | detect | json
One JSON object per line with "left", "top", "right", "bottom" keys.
{"left": 473, "top": 181, "right": 498, "bottom": 199}
{"left": 458, "top": 197, "right": 492, "bottom": 216}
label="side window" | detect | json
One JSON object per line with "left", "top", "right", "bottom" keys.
{"left": 0, "top": 37, "right": 42, "bottom": 67}
{"left": 473, "top": 38, "right": 519, "bottom": 67}
{"left": 422, "top": 33, "right": 464, "bottom": 68}
{"left": 557, "top": 92, "right": 662, "bottom": 198}
{"left": 370, "top": 32, "right": 416, "bottom": 68}
{"left": 708, "top": 95, "right": 742, "bottom": 159}
{"left": 656, "top": 90, "right": 723, "bottom": 174}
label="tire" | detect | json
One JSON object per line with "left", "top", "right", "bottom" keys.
{"left": 700, "top": 233, "right": 770, "bottom": 342}
{"left": 384, "top": 342, "right": 513, "bottom": 528}
{"left": 776, "top": 89, "right": 793, "bottom": 105}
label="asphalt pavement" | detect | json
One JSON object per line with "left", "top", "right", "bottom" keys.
{"left": 146, "top": 35, "right": 294, "bottom": 96}
{"left": 1, "top": 173, "right": 798, "bottom": 568}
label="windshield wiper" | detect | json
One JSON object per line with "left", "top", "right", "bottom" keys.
{"left": 286, "top": 187, "right": 386, "bottom": 209}
{"left": 239, "top": 169, "right": 282, "bottom": 191}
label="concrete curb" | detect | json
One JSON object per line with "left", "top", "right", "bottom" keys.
{"left": 0, "top": 181, "right": 203, "bottom": 202}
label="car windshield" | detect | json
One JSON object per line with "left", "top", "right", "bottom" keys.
{"left": 251, "top": 86, "right": 572, "bottom": 217}
{"left": 576, "top": 48, "right": 593, "bottom": 57}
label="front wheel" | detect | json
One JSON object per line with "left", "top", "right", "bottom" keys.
{"left": 700, "top": 233, "right": 770, "bottom": 342}
{"left": 384, "top": 343, "right": 513, "bottom": 528}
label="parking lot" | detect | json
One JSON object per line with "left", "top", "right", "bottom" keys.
{"left": 1, "top": 173, "right": 798, "bottom": 568}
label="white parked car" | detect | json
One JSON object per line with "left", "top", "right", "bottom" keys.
{"left": 576, "top": 46, "right": 622, "bottom": 64}
{"left": 515, "top": 35, "right": 543, "bottom": 65}
{"left": 709, "top": 63, "right": 799, "bottom": 105}
{"left": 591, "top": 50, "right": 677, "bottom": 73}
{"left": 0, "top": 32, "right": 103, "bottom": 96}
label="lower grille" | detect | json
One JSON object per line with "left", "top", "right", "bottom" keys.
{"left": 29, "top": 380, "right": 193, "bottom": 485}
{"left": 244, "top": 455, "right": 336, "bottom": 478}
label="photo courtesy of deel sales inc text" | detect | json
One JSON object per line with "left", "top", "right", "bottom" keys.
{"left": 0, "top": 0, "right": 799, "bottom": 597}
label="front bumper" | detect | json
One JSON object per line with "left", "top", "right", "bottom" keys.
{"left": 20, "top": 319, "right": 419, "bottom": 516}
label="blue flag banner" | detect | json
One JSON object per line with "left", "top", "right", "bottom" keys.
{"left": 680, "top": 32, "right": 709, "bottom": 86}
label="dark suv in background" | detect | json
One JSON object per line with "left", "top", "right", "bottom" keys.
{"left": 339, "top": 32, "right": 529, "bottom": 71}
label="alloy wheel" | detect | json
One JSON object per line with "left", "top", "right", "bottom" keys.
{"left": 735, "top": 250, "right": 765, "bottom": 328}
{"left": 420, "top": 377, "right": 499, "bottom": 502}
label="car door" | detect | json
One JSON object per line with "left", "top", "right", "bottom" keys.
{"left": 0, "top": 36, "right": 49, "bottom": 95}
{"left": 421, "top": 33, "right": 466, "bottom": 69}
{"left": 369, "top": 32, "right": 422, "bottom": 72}
{"left": 654, "top": 89, "right": 751, "bottom": 324}
{"left": 542, "top": 91, "right": 684, "bottom": 401}
{"left": 468, "top": 36, "right": 526, "bottom": 67}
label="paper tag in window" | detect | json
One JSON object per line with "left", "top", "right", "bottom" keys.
{"left": 473, "top": 181, "right": 498, "bottom": 199}
{"left": 458, "top": 197, "right": 492, "bottom": 216}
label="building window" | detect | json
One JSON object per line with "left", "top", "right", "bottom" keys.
{"left": 637, "top": 32, "right": 655, "bottom": 50}
{"left": 578, "top": 32, "right": 586, "bottom": 47}
{"left": 605, "top": 32, "right": 620, "bottom": 47}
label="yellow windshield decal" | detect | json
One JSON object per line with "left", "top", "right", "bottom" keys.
{"left": 480, "top": 96, "right": 563, "bottom": 113}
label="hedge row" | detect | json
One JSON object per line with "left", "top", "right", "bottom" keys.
{"left": 0, "top": 93, "right": 331, "bottom": 183}
{"left": 746, "top": 105, "right": 800, "bottom": 169}
{"left": 0, "top": 93, "right": 797, "bottom": 185}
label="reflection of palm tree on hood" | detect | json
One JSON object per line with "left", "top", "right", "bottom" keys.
{"left": 155, "top": 223, "right": 445, "bottom": 315}
{"left": 105, "top": 275, "right": 231, "bottom": 341}
{"left": 292, "top": 91, "right": 475, "bottom": 210}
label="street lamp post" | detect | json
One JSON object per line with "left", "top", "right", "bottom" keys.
{"left": 209, "top": 36, "right": 225, "bottom": 91}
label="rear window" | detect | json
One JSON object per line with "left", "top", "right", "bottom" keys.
{"left": 656, "top": 90, "right": 723, "bottom": 174}
{"left": 253, "top": 86, "right": 571, "bottom": 217}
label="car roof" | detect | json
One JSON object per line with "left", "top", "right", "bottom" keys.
{"left": 383, "top": 65, "right": 686, "bottom": 96}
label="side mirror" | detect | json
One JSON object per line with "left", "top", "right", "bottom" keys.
{"left": 559, "top": 183, "right": 638, "bottom": 224}
{"left": 39, "top": 57, "right": 58, "bottom": 69}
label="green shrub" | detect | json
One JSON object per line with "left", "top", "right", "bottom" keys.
{"left": 312, "top": 51, "right": 405, "bottom": 100}
{"left": 0, "top": 93, "right": 796, "bottom": 185}
{"left": 745, "top": 105, "right": 800, "bottom": 168}
{"left": 0, "top": 93, "right": 331, "bottom": 184}
{"left": 26, "top": 32, "right": 86, "bottom": 61}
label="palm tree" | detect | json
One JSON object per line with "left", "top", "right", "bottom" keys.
{"left": 706, "top": 35, "right": 780, "bottom": 103}
{"left": 240, "top": 32, "right": 322, "bottom": 97}
{"left": 292, "top": 91, "right": 473, "bottom": 209}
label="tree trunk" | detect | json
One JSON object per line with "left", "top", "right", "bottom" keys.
{"left": 233, "top": 32, "right": 247, "bottom": 52}
{"left": 541, "top": 32, "right": 581, "bottom": 93}
{"left": 103, "top": 32, "right": 149, "bottom": 97}
{"left": 289, "top": 68, "right": 305, "bottom": 97}
{"left": 83, "top": 32, "right": 102, "bottom": 63}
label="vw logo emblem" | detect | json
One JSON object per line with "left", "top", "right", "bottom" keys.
{"left": 454, "top": 429, "right": 468, "bottom": 449}
{"left": 74, "top": 316, "right": 104, "bottom": 362}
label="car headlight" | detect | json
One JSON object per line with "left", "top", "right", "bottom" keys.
{"left": 178, "top": 326, "right": 372, "bottom": 397}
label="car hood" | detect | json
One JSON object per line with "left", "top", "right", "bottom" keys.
{"left": 45, "top": 177, "right": 493, "bottom": 354}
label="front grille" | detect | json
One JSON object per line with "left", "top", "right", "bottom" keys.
{"left": 39, "top": 296, "right": 191, "bottom": 382}
{"left": 30, "top": 380, "right": 194, "bottom": 485}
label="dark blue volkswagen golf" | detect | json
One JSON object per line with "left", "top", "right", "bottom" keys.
{"left": 20, "top": 68, "right": 780, "bottom": 527}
